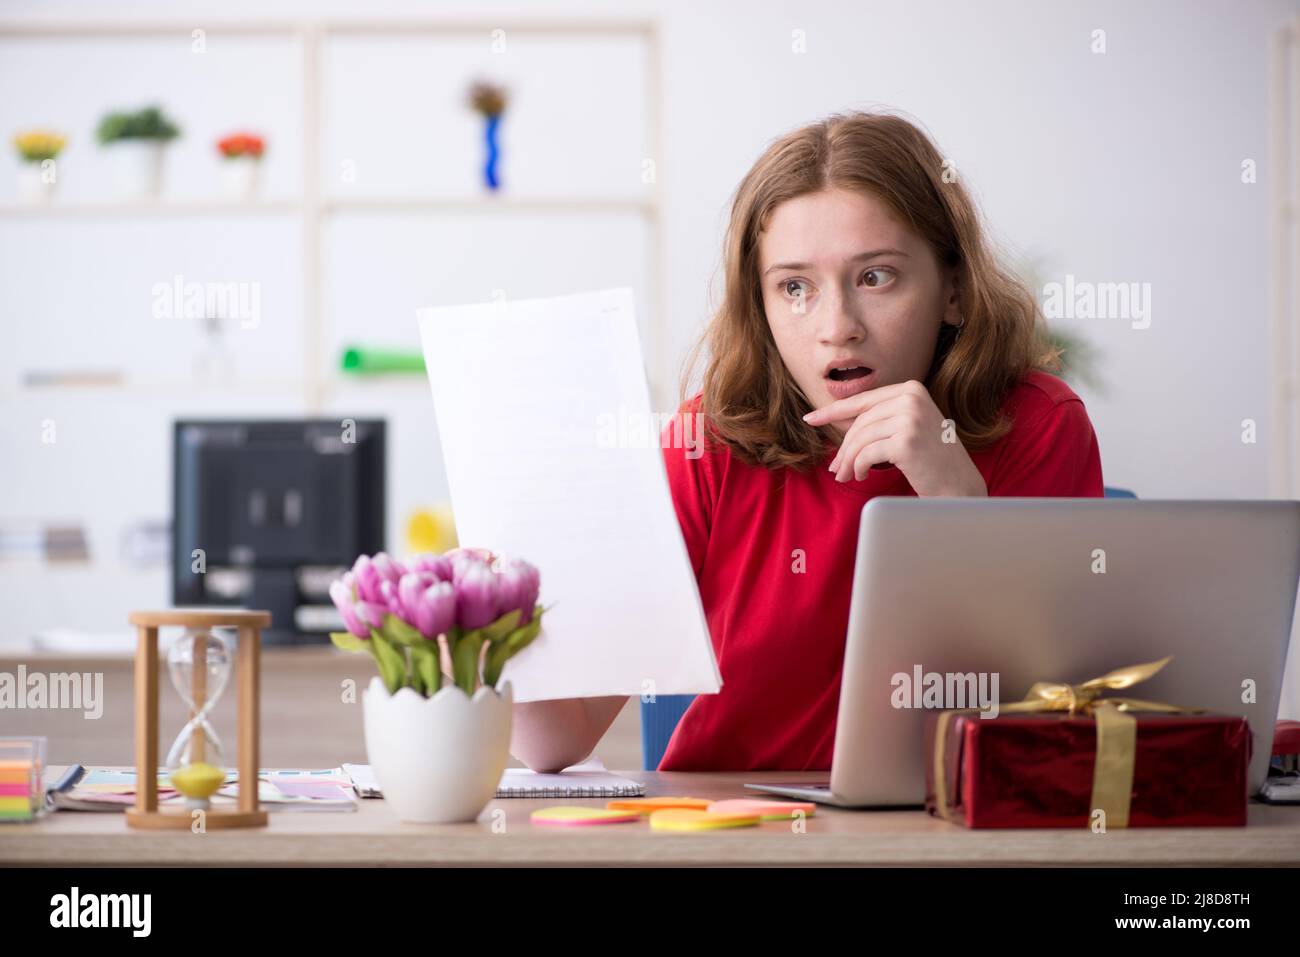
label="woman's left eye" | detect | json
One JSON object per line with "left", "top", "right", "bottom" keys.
{"left": 861, "top": 268, "right": 894, "bottom": 288}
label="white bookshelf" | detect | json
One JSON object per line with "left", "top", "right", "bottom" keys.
{"left": 0, "top": 17, "right": 667, "bottom": 410}
{"left": 0, "top": 200, "right": 301, "bottom": 217}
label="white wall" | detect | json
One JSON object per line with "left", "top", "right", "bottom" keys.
{"left": 654, "top": 0, "right": 1292, "bottom": 501}
{"left": 2, "top": 0, "right": 1298, "bottom": 711}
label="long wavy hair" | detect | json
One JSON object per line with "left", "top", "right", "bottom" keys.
{"left": 683, "top": 111, "right": 1060, "bottom": 470}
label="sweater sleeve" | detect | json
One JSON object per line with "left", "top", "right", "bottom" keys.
{"left": 987, "top": 398, "right": 1104, "bottom": 497}
{"left": 660, "top": 406, "right": 713, "bottom": 579}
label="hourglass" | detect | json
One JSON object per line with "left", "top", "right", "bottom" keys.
{"left": 164, "top": 627, "right": 231, "bottom": 769}
{"left": 126, "top": 609, "right": 270, "bottom": 830}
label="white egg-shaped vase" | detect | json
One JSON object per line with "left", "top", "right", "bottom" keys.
{"left": 362, "top": 676, "right": 513, "bottom": 824}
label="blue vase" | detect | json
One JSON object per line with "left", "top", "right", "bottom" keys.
{"left": 483, "top": 114, "right": 501, "bottom": 191}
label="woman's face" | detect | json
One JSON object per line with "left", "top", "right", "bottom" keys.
{"left": 757, "top": 187, "right": 960, "bottom": 434}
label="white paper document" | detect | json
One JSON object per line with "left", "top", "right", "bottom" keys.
{"left": 417, "top": 287, "right": 722, "bottom": 702}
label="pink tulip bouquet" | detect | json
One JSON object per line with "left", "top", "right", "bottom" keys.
{"left": 329, "top": 547, "right": 543, "bottom": 697}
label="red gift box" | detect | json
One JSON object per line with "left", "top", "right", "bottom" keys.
{"left": 925, "top": 710, "right": 1252, "bottom": 828}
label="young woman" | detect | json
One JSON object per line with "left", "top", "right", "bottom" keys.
{"left": 511, "top": 111, "right": 1103, "bottom": 773}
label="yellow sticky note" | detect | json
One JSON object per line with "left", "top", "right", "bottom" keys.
{"left": 606, "top": 796, "right": 712, "bottom": 815}
{"left": 530, "top": 806, "right": 642, "bottom": 827}
{"left": 649, "top": 808, "right": 761, "bottom": 832}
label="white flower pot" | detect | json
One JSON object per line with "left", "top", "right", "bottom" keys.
{"left": 220, "top": 157, "right": 261, "bottom": 201}
{"left": 17, "top": 164, "right": 57, "bottom": 204}
{"left": 362, "top": 676, "right": 513, "bottom": 823}
{"left": 107, "top": 140, "right": 166, "bottom": 200}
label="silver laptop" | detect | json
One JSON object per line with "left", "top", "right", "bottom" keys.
{"left": 748, "top": 498, "right": 1300, "bottom": 807}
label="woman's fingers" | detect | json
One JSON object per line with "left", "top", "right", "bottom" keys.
{"left": 803, "top": 379, "right": 927, "bottom": 427}
{"left": 830, "top": 413, "right": 903, "bottom": 474}
{"left": 833, "top": 416, "right": 903, "bottom": 481}
{"left": 830, "top": 395, "right": 914, "bottom": 466}
{"left": 850, "top": 438, "right": 896, "bottom": 480}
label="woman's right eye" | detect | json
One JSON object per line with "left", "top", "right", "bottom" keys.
{"left": 781, "top": 279, "right": 809, "bottom": 300}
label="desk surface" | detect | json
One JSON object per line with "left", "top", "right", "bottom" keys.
{"left": 4, "top": 769, "right": 1299, "bottom": 866}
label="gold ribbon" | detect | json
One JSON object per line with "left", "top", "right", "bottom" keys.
{"left": 932, "top": 656, "right": 1200, "bottom": 828}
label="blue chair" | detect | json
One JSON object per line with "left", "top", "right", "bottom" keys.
{"left": 640, "top": 694, "right": 695, "bottom": 770}
{"left": 642, "top": 486, "right": 1140, "bottom": 768}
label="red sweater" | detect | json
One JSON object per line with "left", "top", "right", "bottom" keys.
{"left": 658, "top": 371, "right": 1104, "bottom": 771}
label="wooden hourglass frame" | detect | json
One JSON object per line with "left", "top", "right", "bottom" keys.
{"left": 125, "top": 609, "right": 270, "bottom": 830}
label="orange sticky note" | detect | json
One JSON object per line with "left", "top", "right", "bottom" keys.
{"left": 530, "top": 806, "right": 642, "bottom": 827}
{"left": 605, "top": 796, "right": 712, "bottom": 815}
{"left": 649, "top": 808, "right": 761, "bottom": 832}
{"left": 707, "top": 798, "right": 816, "bottom": 820}
{"left": 0, "top": 762, "right": 31, "bottom": 785}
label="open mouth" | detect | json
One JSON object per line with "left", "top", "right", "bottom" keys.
{"left": 822, "top": 361, "right": 877, "bottom": 400}
{"left": 826, "top": 366, "right": 872, "bottom": 381}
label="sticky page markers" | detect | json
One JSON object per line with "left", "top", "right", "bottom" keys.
{"left": 0, "top": 738, "right": 45, "bottom": 823}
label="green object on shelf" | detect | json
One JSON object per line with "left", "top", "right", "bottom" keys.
{"left": 96, "top": 106, "right": 180, "bottom": 145}
{"left": 340, "top": 347, "right": 426, "bottom": 375}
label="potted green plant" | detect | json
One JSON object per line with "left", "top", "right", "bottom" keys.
{"left": 329, "top": 548, "right": 545, "bottom": 823}
{"left": 12, "top": 130, "right": 66, "bottom": 204}
{"left": 1013, "top": 254, "right": 1105, "bottom": 394}
{"left": 96, "top": 106, "right": 180, "bottom": 199}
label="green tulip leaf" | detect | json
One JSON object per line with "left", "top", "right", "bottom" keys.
{"left": 407, "top": 647, "right": 426, "bottom": 695}
{"left": 381, "top": 614, "right": 423, "bottom": 646}
{"left": 482, "top": 609, "right": 522, "bottom": 644}
{"left": 330, "top": 631, "right": 367, "bottom": 654}
{"left": 452, "top": 632, "right": 485, "bottom": 695}
{"left": 483, "top": 643, "right": 509, "bottom": 689}
{"left": 505, "top": 617, "right": 543, "bottom": 653}
{"left": 410, "top": 642, "right": 442, "bottom": 696}
{"left": 367, "top": 629, "right": 408, "bottom": 694}
{"left": 484, "top": 617, "right": 543, "bottom": 687}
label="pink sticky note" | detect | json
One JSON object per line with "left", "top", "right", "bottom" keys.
{"left": 707, "top": 798, "right": 817, "bottom": 819}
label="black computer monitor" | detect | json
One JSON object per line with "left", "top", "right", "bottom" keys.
{"left": 172, "top": 419, "right": 385, "bottom": 644}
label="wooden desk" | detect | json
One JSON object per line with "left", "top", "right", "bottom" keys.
{"left": 5, "top": 769, "right": 1298, "bottom": 866}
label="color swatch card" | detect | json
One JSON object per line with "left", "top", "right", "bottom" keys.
{"left": 50, "top": 767, "right": 356, "bottom": 812}
{"left": 418, "top": 288, "right": 722, "bottom": 701}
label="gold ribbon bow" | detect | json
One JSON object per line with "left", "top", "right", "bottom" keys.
{"left": 932, "top": 656, "right": 1200, "bottom": 828}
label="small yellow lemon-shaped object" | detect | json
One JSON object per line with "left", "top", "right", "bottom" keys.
{"left": 405, "top": 505, "right": 457, "bottom": 555}
{"left": 169, "top": 762, "right": 226, "bottom": 800}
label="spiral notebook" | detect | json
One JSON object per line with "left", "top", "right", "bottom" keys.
{"left": 343, "top": 759, "right": 646, "bottom": 799}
